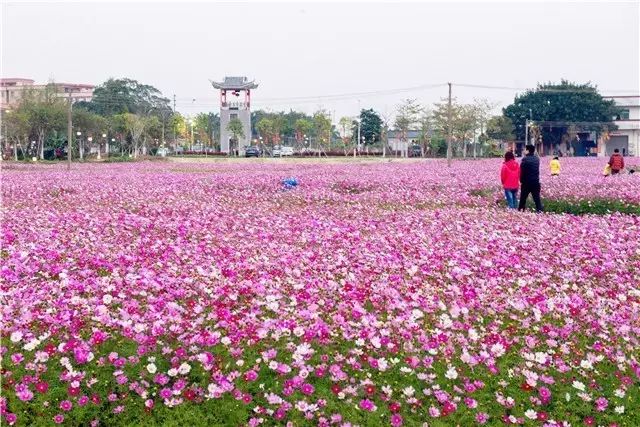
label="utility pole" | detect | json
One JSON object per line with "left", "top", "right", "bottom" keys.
{"left": 67, "top": 92, "right": 72, "bottom": 171}
{"left": 446, "top": 82, "right": 453, "bottom": 167}
{"left": 173, "top": 94, "right": 176, "bottom": 112}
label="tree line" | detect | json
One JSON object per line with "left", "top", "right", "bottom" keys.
{"left": 1, "top": 78, "right": 618, "bottom": 160}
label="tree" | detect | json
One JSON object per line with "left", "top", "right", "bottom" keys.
{"left": 338, "top": 117, "right": 353, "bottom": 153}
{"left": 194, "top": 112, "right": 220, "bottom": 149}
{"left": 257, "top": 118, "right": 276, "bottom": 145}
{"left": 503, "top": 80, "right": 619, "bottom": 152}
{"left": 357, "top": 109, "right": 383, "bottom": 145}
{"left": 394, "top": 99, "right": 421, "bottom": 157}
{"left": 417, "top": 109, "right": 433, "bottom": 157}
{"left": 432, "top": 99, "right": 477, "bottom": 158}
{"left": 123, "top": 113, "right": 146, "bottom": 158}
{"left": 72, "top": 108, "right": 106, "bottom": 159}
{"left": 2, "top": 109, "right": 30, "bottom": 160}
{"left": 227, "top": 118, "right": 245, "bottom": 155}
{"left": 471, "top": 98, "right": 496, "bottom": 157}
{"left": 486, "top": 116, "right": 515, "bottom": 141}
{"left": 82, "top": 78, "right": 171, "bottom": 117}
{"left": 312, "top": 110, "right": 332, "bottom": 155}
{"left": 19, "top": 84, "right": 66, "bottom": 159}
{"left": 294, "top": 118, "right": 313, "bottom": 148}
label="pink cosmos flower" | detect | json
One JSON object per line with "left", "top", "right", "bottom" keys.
{"left": 301, "top": 383, "right": 315, "bottom": 395}
{"left": 53, "top": 414, "right": 64, "bottom": 424}
{"left": 359, "top": 399, "right": 376, "bottom": 412}
{"left": 475, "top": 412, "right": 489, "bottom": 424}
{"left": 244, "top": 370, "right": 258, "bottom": 382}
{"left": 5, "top": 413, "right": 17, "bottom": 425}
{"left": 595, "top": 397, "right": 608, "bottom": 412}
{"left": 60, "top": 400, "right": 72, "bottom": 411}
{"left": 390, "top": 414, "right": 403, "bottom": 427}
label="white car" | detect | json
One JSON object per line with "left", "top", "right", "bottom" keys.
{"left": 281, "top": 146, "right": 294, "bottom": 156}
{"left": 272, "top": 145, "right": 282, "bottom": 157}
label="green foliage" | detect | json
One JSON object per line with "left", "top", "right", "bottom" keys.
{"left": 294, "top": 118, "right": 313, "bottom": 143}
{"left": 498, "top": 197, "right": 640, "bottom": 215}
{"left": 503, "top": 80, "right": 619, "bottom": 143}
{"left": 541, "top": 198, "right": 640, "bottom": 215}
{"left": 193, "top": 112, "right": 219, "bottom": 147}
{"left": 356, "top": 109, "right": 383, "bottom": 145}
{"left": 313, "top": 110, "right": 332, "bottom": 148}
{"left": 256, "top": 118, "right": 275, "bottom": 144}
{"left": 486, "top": 115, "right": 515, "bottom": 141}
{"left": 82, "top": 78, "right": 172, "bottom": 117}
{"left": 226, "top": 118, "right": 245, "bottom": 142}
{"left": 251, "top": 110, "right": 314, "bottom": 141}
{"left": 393, "top": 98, "right": 421, "bottom": 141}
{"left": 428, "top": 132, "right": 447, "bottom": 157}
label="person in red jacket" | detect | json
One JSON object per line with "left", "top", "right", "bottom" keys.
{"left": 500, "top": 151, "right": 520, "bottom": 209}
{"left": 609, "top": 148, "right": 625, "bottom": 174}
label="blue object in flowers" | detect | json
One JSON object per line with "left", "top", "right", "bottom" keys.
{"left": 282, "top": 177, "right": 299, "bottom": 189}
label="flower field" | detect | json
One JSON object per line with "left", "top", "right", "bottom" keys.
{"left": 1, "top": 158, "right": 639, "bottom": 427}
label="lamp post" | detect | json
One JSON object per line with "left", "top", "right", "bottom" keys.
{"left": 76, "top": 131, "right": 83, "bottom": 160}
{"left": 87, "top": 136, "right": 93, "bottom": 160}
{"left": 188, "top": 119, "right": 195, "bottom": 152}
{"left": 99, "top": 133, "right": 107, "bottom": 160}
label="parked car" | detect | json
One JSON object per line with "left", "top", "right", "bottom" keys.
{"left": 245, "top": 146, "right": 261, "bottom": 157}
{"left": 281, "top": 146, "right": 294, "bottom": 156}
{"left": 409, "top": 144, "right": 422, "bottom": 157}
{"left": 272, "top": 145, "right": 282, "bottom": 157}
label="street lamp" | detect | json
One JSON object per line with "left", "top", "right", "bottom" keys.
{"left": 98, "top": 133, "right": 107, "bottom": 159}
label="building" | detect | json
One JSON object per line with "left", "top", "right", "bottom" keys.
{"left": 1, "top": 78, "right": 94, "bottom": 109}
{"left": 210, "top": 76, "right": 258, "bottom": 154}
{"left": 603, "top": 95, "right": 640, "bottom": 157}
{"left": 387, "top": 129, "right": 423, "bottom": 152}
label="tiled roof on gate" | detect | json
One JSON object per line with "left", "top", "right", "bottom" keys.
{"left": 210, "top": 77, "right": 259, "bottom": 90}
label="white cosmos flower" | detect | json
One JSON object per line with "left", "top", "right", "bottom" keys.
{"left": 445, "top": 366, "right": 458, "bottom": 380}
{"left": 10, "top": 331, "right": 23, "bottom": 343}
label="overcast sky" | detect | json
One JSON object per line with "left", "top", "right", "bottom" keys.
{"left": 2, "top": 1, "right": 639, "bottom": 120}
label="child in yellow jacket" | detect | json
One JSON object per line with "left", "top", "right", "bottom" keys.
{"left": 550, "top": 157, "right": 561, "bottom": 176}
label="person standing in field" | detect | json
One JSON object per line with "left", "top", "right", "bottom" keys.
{"left": 549, "top": 156, "right": 561, "bottom": 176}
{"left": 500, "top": 151, "right": 520, "bottom": 209}
{"left": 518, "top": 144, "right": 544, "bottom": 212}
{"left": 608, "top": 148, "right": 625, "bottom": 175}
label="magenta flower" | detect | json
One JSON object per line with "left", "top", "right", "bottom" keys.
{"left": 301, "top": 383, "right": 315, "bottom": 395}
{"left": 595, "top": 397, "right": 608, "bottom": 412}
{"left": 359, "top": 399, "right": 377, "bottom": 412}
{"left": 5, "top": 413, "right": 17, "bottom": 425}
{"left": 53, "top": 414, "right": 64, "bottom": 424}
{"left": 60, "top": 400, "right": 72, "bottom": 411}
{"left": 390, "top": 413, "right": 403, "bottom": 427}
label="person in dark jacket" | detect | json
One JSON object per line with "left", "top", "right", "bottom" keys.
{"left": 518, "top": 145, "right": 544, "bottom": 212}
{"left": 608, "top": 148, "right": 625, "bottom": 174}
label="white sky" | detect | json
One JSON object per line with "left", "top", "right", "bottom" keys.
{"left": 2, "top": 1, "right": 639, "bottom": 121}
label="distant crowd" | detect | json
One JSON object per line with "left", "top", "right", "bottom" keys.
{"left": 500, "top": 146, "right": 631, "bottom": 212}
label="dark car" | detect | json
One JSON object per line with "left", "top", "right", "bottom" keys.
{"left": 409, "top": 144, "right": 422, "bottom": 157}
{"left": 245, "top": 146, "right": 261, "bottom": 157}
